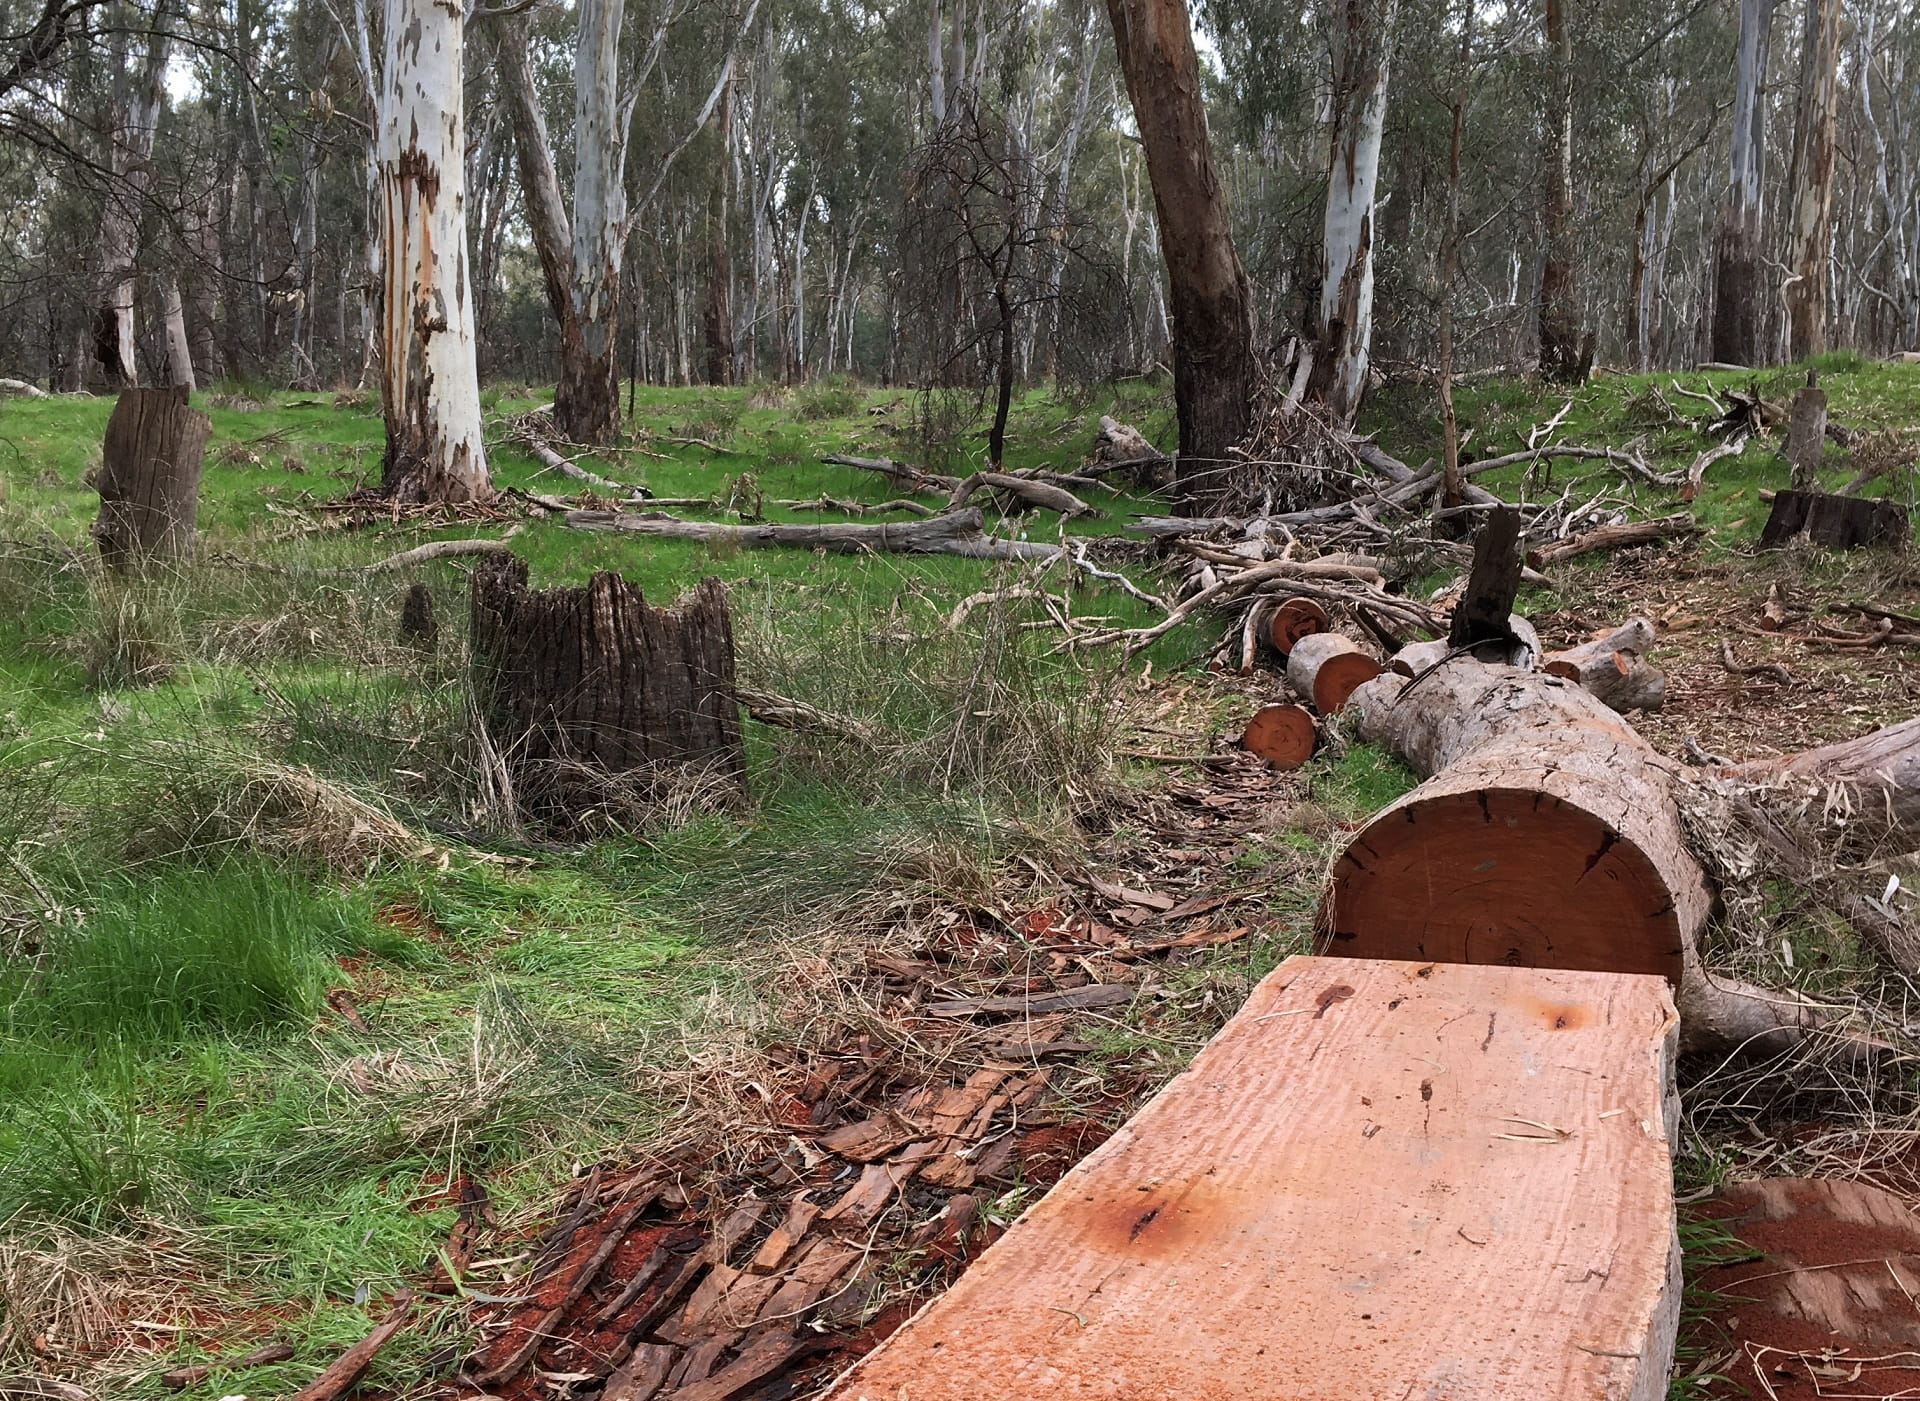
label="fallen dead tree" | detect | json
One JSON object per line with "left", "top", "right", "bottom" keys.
{"left": 949, "top": 470, "right": 1097, "bottom": 518}
{"left": 1321, "top": 652, "right": 1828, "bottom": 1055}
{"left": 1527, "top": 513, "right": 1698, "bottom": 568}
{"left": 557, "top": 506, "right": 1064, "bottom": 562}
{"left": 1717, "top": 716, "right": 1920, "bottom": 846}
{"left": 509, "top": 418, "right": 646, "bottom": 498}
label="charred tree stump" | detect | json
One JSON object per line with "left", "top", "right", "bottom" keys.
{"left": 1759, "top": 489, "right": 1909, "bottom": 550}
{"left": 1449, "top": 506, "right": 1525, "bottom": 657}
{"left": 469, "top": 556, "right": 745, "bottom": 832}
{"left": 91, "top": 387, "right": 211, "bottom": 567}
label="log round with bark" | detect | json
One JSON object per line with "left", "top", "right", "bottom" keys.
{"left": 469, "top": 555, "right": 745, "bottom": 831}
{"left": 1241, "top": 703, "right": 1317, "bottom": 770}
{"left": 1286, "top": 633, "right": 1382, "bottom": 714}
{"left": 91, "top": 387, "right": 212, "bottom": 567}
{"left": 1268, "top": 597, "right": 1330, "bottom": 656}
{"left": 1319, "top": 656, "right": 1822, "bottom": 1053}
{"left": 1541, "top": 617, "right": 1666, "bottom": 713}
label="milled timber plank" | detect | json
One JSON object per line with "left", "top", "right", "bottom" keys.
{"left": 821, "top": 955, "right": 1681, "bottom": 1401}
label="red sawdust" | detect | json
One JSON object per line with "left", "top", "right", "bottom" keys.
{"left": 1687, "top": 1179, "right": 1920, "bottom": 1399}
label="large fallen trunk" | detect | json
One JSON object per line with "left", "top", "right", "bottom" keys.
{"left": 1320, "top": 655, "right": 1821, "bottom": 1053}
{"left": 558, "top": 507, "right": 1063, "bottom": 562}
{"left": 1718, "top": 715, "right": 1920, "bottom": 843}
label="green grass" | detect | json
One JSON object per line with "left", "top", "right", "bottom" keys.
{"left": 1, "top": 362, "right": 1915, "bottom": 1394}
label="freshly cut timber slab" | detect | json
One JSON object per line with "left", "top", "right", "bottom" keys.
{"left": 820, "top": 956, "right": 1681, "bottom": 1401}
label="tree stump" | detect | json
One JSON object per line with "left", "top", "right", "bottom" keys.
{"left": 1783, "top": 376, "right": 1827, "bottom": 488}
{"left": 469, "top": 556, "right": 746, "bottom": 832}
{"left": 91, "top": 387, "right": 211, "bottom": 567}
{"left": 399, "top": 583, "right": 438, "bottom": 650}
{"left": 1759, "top": 489, "right": 1910, "bottom": 550}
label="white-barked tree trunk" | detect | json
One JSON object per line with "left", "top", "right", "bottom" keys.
{"left": 376, "top": 0, "right": 491, "bottom": 502}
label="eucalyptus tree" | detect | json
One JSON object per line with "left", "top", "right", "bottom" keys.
{"left": 1784, "top": 0, "right": 1842, "bottom": 359}
{"left": 376, "top": 0, "right": 491, "bottom": 501}
{"left": 1711, "top": 0, "right": 1773, "bottom": 365}
{"left": 1103, "top": 0, "right": 1255, "bottom": 508}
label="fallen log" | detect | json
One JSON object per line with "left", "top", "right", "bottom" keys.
{"left": 823, "top": 956, "right": 1682, "bottom": 1401}
{"left": 1526, "top": 514, "right": 1699, "bottom": 568}
{"left": 735, "top": 686, "right": 880, "bottom": 750}
{"left": 512, "top": 424, "right": 644, "bottom": 497}
{"left": 949, "top": 470, "right": 1096, "bottom": 518}
{"left": 1085, "top": 415, "right": 1168, "bottom": 481}
{"left": 559, "top": 507, "right": 1063, "bottom": 562}
{"left": 1541, "top": 617, "right": 1666, "bottom": 713}
{"left": 0, "top": 377, "right": 48, "bottom": 397}
{"left": 1321, "top": 654, "right": 1825, "bottom": 1054}
{"left": 1285, "top": 633, "right": 1381, "bottom": 714}
{"left": 820, "top": 453, "right": 960, "bottom": 494}
{"left": 1716, "top": 715, "right": 1920, "bottom": 844}
{"left": 1240, "top": 703, "right": 1317, "bottom": 769}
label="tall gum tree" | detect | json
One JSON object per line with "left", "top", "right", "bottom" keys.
{"left": 376, "top": 0, "right": 492, "bottom": 502}
{"left": 1536, "top": 0, "right": 1584, "bottom": 380}
{"left": 1313, "top": 0, "right": 1396, "bottom": 425}
{"left": 1712, "top": 0, "right": 1773, "bottom": 366}
{"left": 1785, "top": 0, "right": 1841, "bottom": 360}
{"left": 1102, "top": 0, "right": 1257, "bottom": 511}
{"left": 68, "top": 1, "right": 171, "bottom": 389}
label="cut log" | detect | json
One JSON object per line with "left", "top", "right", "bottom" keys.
{"left": 1525, "top": 514, "right": 1698, "bottom": 568}
{"left": 1240, "top": 703, "right": 1316, "bottom": 770}
{"left": 469, "top": 555, "right": 745, "bottom": 831}
{"left": 1085, "top": 416, "right": 1168, "bottom": 484}
{"left": 1783, "top": 377, "right": 1827, "bottom": 488}
{"left": 1266, "top": 597, "right": 1330, "bottom": 655}
{"left": 91, "top": 387, "right": 212, "bottom": 567}
{"left": 1541, "top": 618, "right": 1665, "bottom": 713}
{"left": 1759, "top": 488, "right": 1910, "bottom": 550}
{"left": 1285, "top": 633, "right": 1382, "bottom": 714}
{"left": 558, "top": 507, "right": 1063, "bottom": 563}
{"left": 822, "top": 955, "right": 1682, "bottom": 1401}
{"left": 1323, "top": 656, "right": 1823, "bottom": 1054}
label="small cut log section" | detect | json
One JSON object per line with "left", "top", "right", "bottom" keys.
{"left": 91, "top": 386, "right": 212, "bottom": 566}
{"left": 470, "top": 555, "right": 745, "bottom": 831}
{"left": 823, "top": 956, "right": 1681, "bottom": 1401}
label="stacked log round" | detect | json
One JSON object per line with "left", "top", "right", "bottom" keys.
{"left": 1318, "top": 654, "right": 1822, "bottom": 1053}
{"left": 1241, "top": 703, "right": 1318, "bottom": 770}
{"left": 1267, "top": 598, "right": 1330, "bottom": 656}
{"left": 1286, "top": 633, "right": 1382, "bottom": 714}
{"left": 1541, "top": 617, "right": 1665, "bottom": 713}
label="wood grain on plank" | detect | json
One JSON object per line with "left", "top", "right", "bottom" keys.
{"left": 820, "top": 956, "right": 1681, "bottom": 1401}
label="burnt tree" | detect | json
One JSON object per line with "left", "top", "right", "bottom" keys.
{"left": 91, "top": 387, "right": 212, "bottom": 566}
{"left": 470, "top": 557, "right": 746, "bottom": 831}
{"left": 1103, "top": 0, "right": 1258, "bottom": 510}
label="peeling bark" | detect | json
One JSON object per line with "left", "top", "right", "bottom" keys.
{"left": 1712, "top": 0, "right": 1772, "bottom": 366}
{"left": 376, "top": 0, "right": 492, "bottom": 503}
{"left": 1785, "top": 0, "right": 1842, "bottom": 361}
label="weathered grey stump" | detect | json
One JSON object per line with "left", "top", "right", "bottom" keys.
{"left": 91, "top": 387, "right": 212, "bottom": 567}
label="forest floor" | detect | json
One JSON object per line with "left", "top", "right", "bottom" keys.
{"left": 0, "top": 357, "right": 1916, "bottom": 1400}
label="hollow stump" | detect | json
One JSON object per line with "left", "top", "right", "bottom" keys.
{"left": 470, "top": 556, "right": 745, "bottom": 831}
{"left": 91, "top": 386, "right": 211, "bottom": 567}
